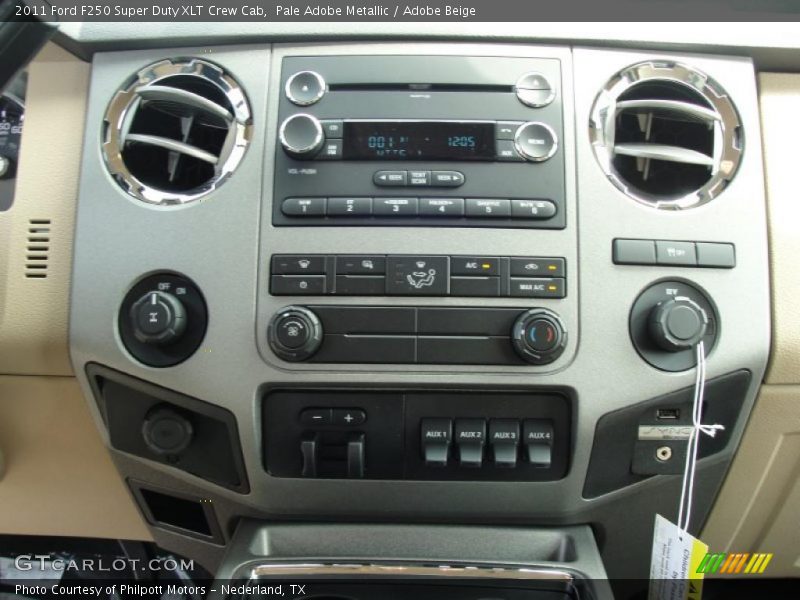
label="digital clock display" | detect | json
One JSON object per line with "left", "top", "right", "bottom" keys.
{"left": 343, "top": 121, "right": 495, "bottom": 161}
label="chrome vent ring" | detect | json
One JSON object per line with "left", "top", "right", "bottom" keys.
{"left": 590, "top": 61, "right": 742, "bottom": 210}
{"left": 103, "top": 58, "right": 252, "bottom": 206}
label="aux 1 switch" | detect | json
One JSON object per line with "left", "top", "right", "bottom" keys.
{"left": 421, "top": 418, "right": 452, "bottom": 467}
{"left": 454, "top": 419, "right": 486, "bottom": 468}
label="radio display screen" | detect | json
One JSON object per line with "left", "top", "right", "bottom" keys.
{"left": 343, "top": 121, "right": 495, "bottom": 160}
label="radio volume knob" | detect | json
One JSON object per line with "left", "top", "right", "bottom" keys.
{"left": 279, "top": 113, "right": 325, "bottom": 159}
{"left": 514, "top": 122, "right": 558, "bottom": 162}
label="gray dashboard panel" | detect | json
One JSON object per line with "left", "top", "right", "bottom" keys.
{"left": 69, "top": 42, "right": 770, "bottom": 578}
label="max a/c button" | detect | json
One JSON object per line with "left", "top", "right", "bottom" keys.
{"left": 510, "top": 277, "right": 565, "bottom": 298}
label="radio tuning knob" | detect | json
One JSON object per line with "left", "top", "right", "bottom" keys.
{"left": 279, "top": 113, "right": 325, "bottom": 159}
{"left": 514, "top": 121, "right": 558, "bottom": 162}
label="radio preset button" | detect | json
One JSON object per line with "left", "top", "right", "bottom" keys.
{"left": 374, "top": 197, "right": 418, "bottom": 216}
{"left": 282, "top": 197, "right": 326, "bottom": 216}
{"left": 327, "top": 197, "right": 372, "bottom": 216}
{"left": 431, "top": 171, "right": 465, "bottom": 187}
{"left": 320, "top": 119, "right": 343, "bottom": 138}
{"left": 420, "top": 197, "right": 465, "bottom": 217}
{"left": 285, "top": 71, "right": 326, "bottom": 106}
{"left": 409, "top": 170, "right": 431, "bottom": 186}
{"left": 374, "top": 170, "right": 408, "bottom": 186}
{"left": 511, "top": 199, "right": 557, "bottom": 219}
{"left": 515, "top": 72, "right": 555, "bottom": 108}
{"left": 496, "top": 140, "right": 524, "bottom": 162}
{"left": 466, "top": 198, "right": 511, "bottom": 218}
{"left": 514, "top": 122, "right": 558, "bottom": 162}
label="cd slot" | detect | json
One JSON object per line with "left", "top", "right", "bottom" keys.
{"left": 328, "top": 83, "right": 513, "bottom": 93}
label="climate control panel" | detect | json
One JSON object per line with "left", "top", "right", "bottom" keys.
{"left": 267, "top": 305, "right": 568, "bottom": 365}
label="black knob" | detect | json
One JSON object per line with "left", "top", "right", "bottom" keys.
{"left": 649, "top": 297, "right": 708, "bottom": 352}
{"left": 268, "top": 306, "right": 323, "bottom": 361}
{"left": 279, "top": 113, "right": 324, "bottom": 159}
{"left": 130, "top": 291, "right": 187, "bottom": 345}
{"left": 511, "top": 309, "right": 567, "bottom": 365}
{"left": 142, "top": 406, "right": 193, "bottom": 456}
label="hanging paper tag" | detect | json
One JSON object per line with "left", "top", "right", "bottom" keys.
{"left": 649, "top": 514, "right": 707, "bottom": 600}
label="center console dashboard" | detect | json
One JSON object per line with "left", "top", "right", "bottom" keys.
{"left": 69, "top": 42, "right": 770, "bottom": 579}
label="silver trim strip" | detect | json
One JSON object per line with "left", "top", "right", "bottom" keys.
{"left": 613, "top": 143, "right": 714, "bottom": 166}
{"left": 249, "top": 562, "right": 574, "bottom": 581}
{"left": 135, "top": 84, "right": 234, "bottom": 125}
{"left": 125, "top": 134, "right": 219, "bottom": 165}
{"left": 615, "top": 99, "right": 721, "bottom": 123}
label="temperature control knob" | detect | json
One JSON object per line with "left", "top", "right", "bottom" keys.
{"left": 130, "top": 291, "right": 187, "bottom": 345}
{"left": 511, "top": 308, "right": 567, "bottom": 365}
{"left": 649, "top": 297, "right": 708, "bottom": 352}
{"left": 279, "top": 113, "right": 324, "bottom": 159}
{"left": 268, "top": 306, "right": 323, "bottom": 361}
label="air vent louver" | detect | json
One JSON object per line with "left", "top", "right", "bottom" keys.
{"left": 590, "top": 62, "right": 742, "bottom": 209}
{"left": 103, "top": 58, "right": 252, "bottom": 206}
{"left": 25, "top": 219, "right": 50, "bottom": 279}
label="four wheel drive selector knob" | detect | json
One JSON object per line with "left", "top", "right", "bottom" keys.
{"left": 649, "top": 297, "right": 709, "bottom": 352}
{"left": 130, "top": 290, "right": 187, "bottom": 345}
{"left": 511, "top": 308, "right": 567, "bottom": 365}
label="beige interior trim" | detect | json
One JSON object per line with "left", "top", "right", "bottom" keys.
{"left": 701, "top": 73, "right": 800, "bottom": 577}
{"left": 759, "top": 73, "right": 800, "bottom": 385}
{"left": 0, "top": 374, "right": 151, "bottom": 540}
{"left": 702, "top": 385, "right": 800, "bottom": 577}
{"left": 0, "top": 43, "right": 89, "bottom": 377}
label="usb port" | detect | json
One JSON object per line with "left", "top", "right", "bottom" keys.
{"left": 657, "top": 408, "right": 680, "bottom": 420}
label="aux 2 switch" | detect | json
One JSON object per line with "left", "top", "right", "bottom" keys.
{"left": 268, "top": 306, "right": 323, "bottom": 361}
{"left": 454, "top": 419, "right": 486, "bottom": 467}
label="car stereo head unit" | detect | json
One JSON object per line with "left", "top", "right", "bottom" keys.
{"left": 272, "top": 55, "right": 566, "bottom": 229}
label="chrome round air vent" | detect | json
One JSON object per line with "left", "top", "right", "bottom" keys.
{"left": 590, "top": 61, "right": 742, "bottom": 210}
{"left": 103, "top": 58, "right": 252, "bottom": 206}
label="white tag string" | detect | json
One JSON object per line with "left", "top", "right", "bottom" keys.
{"left": 676, "top": 341, "right": 725, "bottom": 535}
